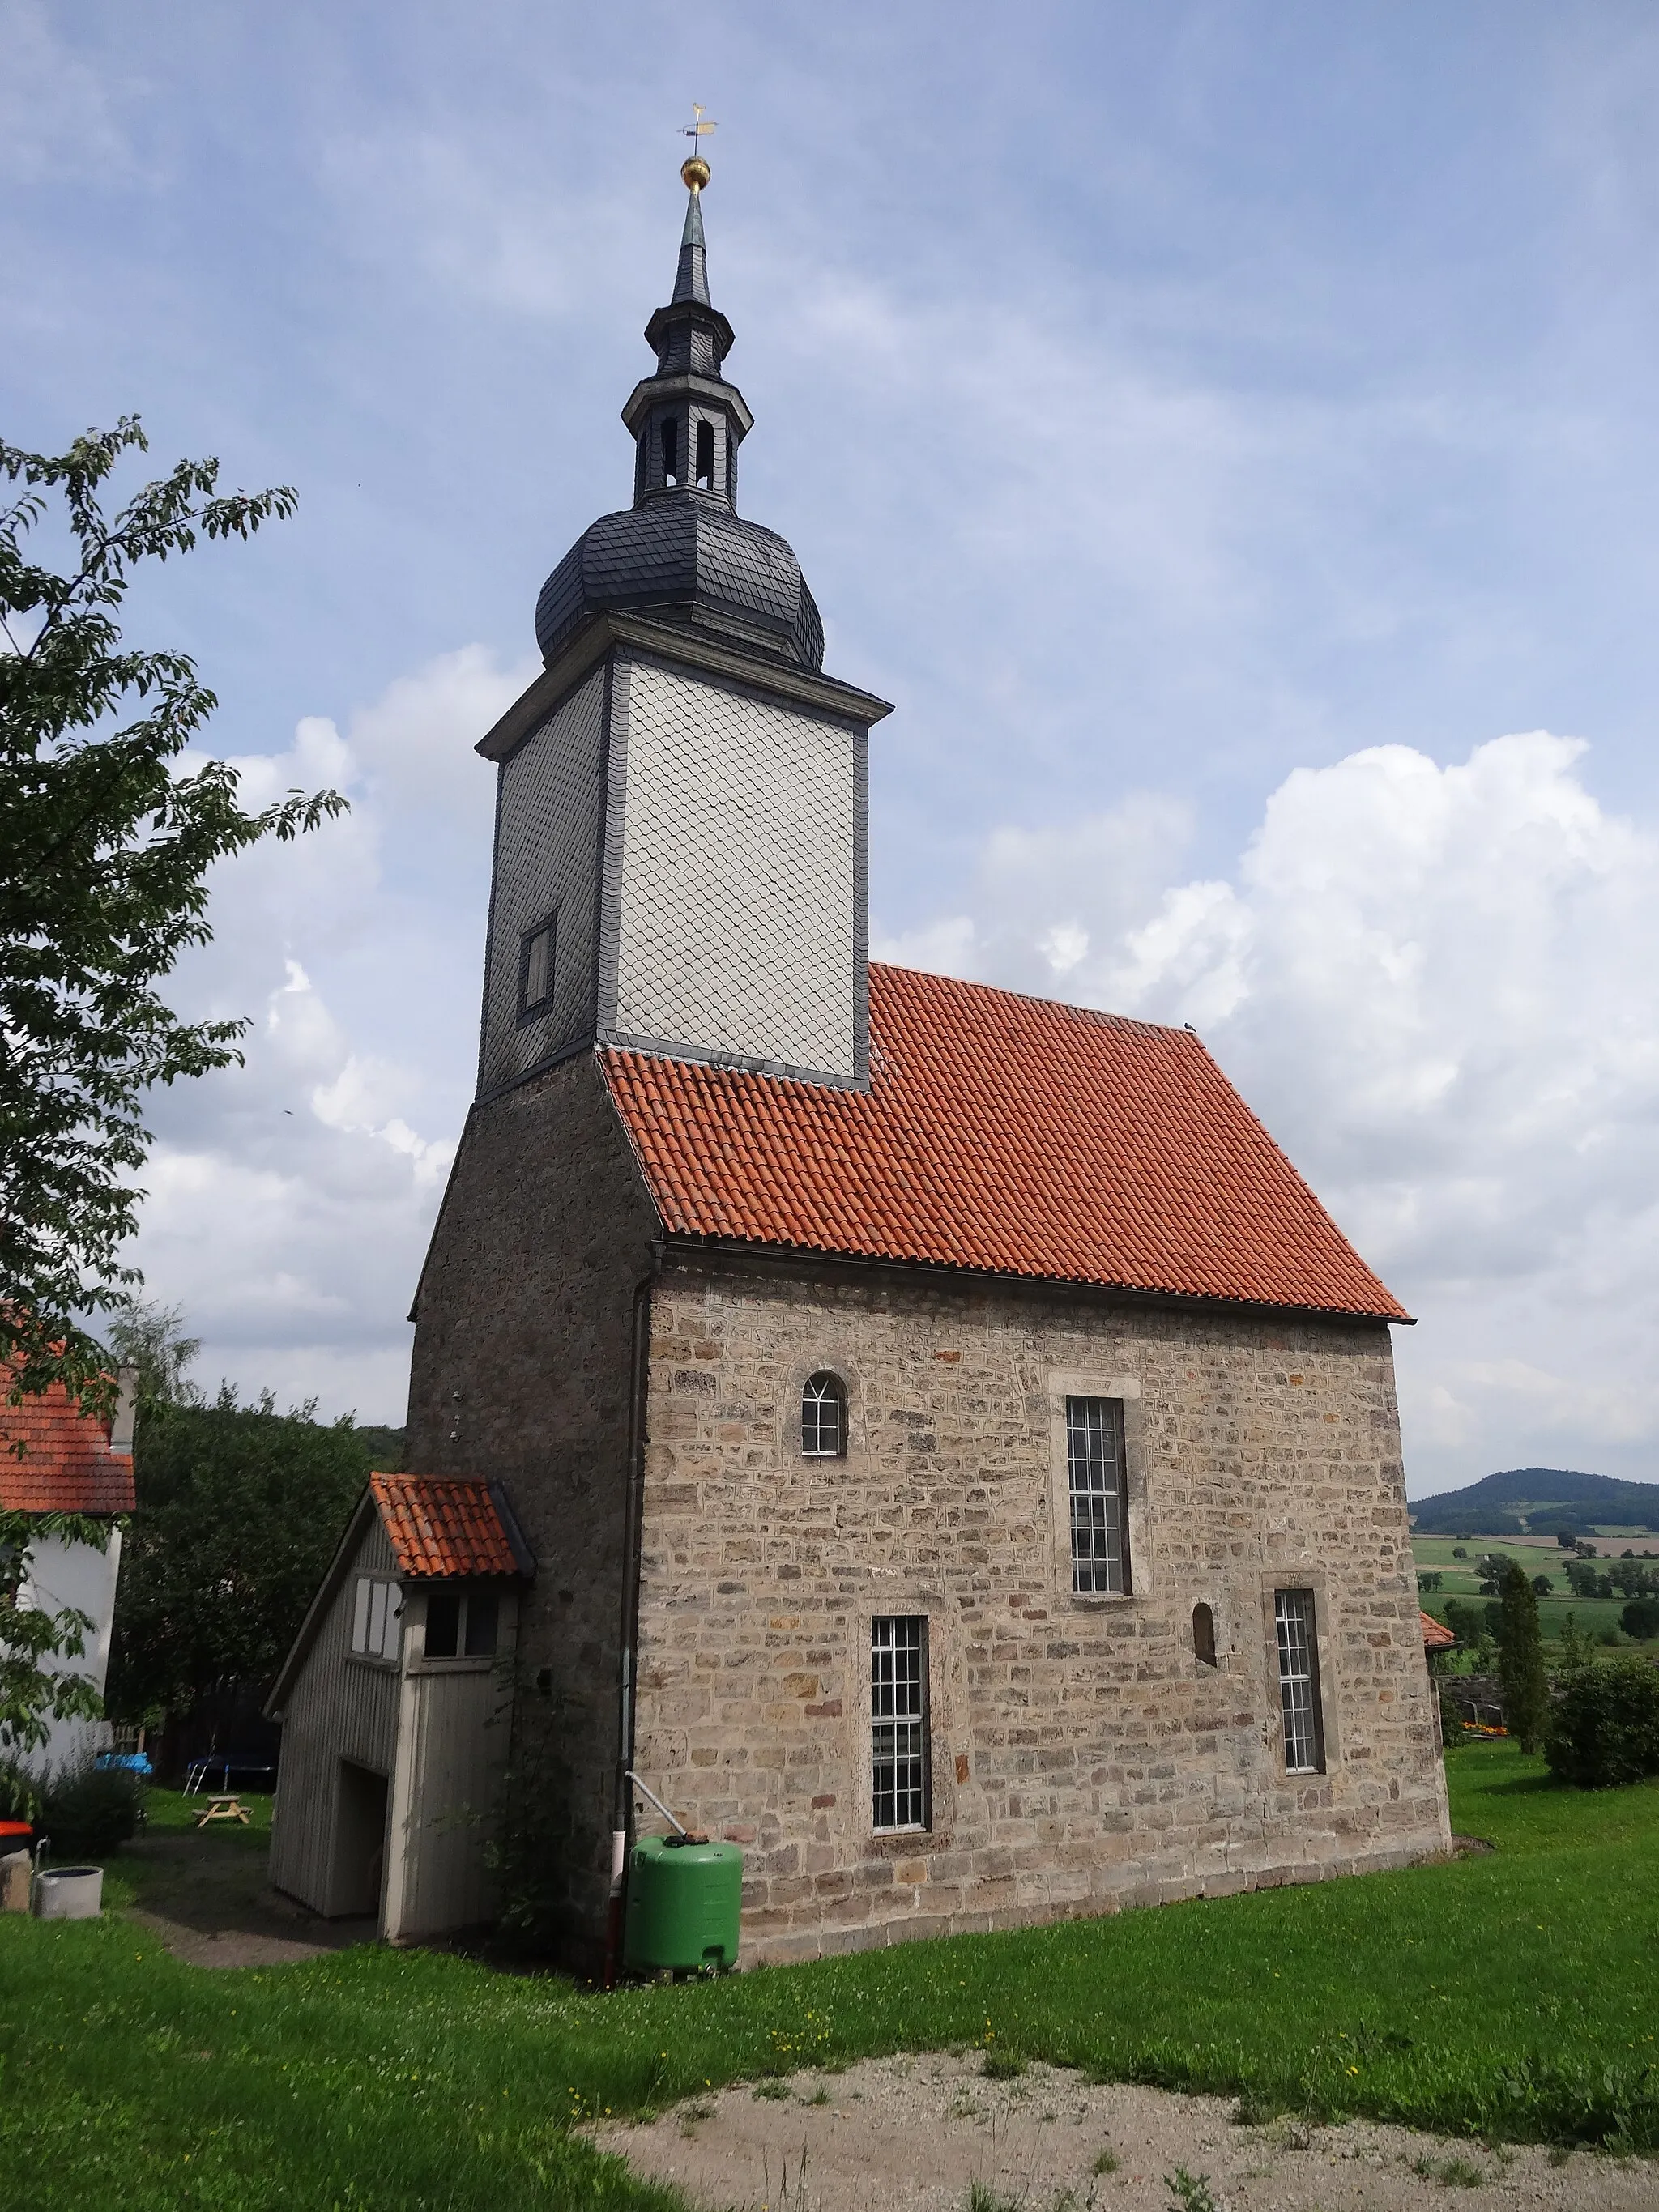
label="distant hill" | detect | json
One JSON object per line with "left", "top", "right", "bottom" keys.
{"left": 1410, "top": 1466, "right": 1659, "bottom": 1536}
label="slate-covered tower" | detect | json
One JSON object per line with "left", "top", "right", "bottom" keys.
{"left": 474, "top": 164, "right": 890, "bottom": 1099}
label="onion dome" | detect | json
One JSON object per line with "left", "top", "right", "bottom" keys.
{"left": 535, "top": 162, "right": 825, "bottom": 671}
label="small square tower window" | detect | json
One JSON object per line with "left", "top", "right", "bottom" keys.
{"left": 518, "top": 913, "right": 557, "bottom": 1023}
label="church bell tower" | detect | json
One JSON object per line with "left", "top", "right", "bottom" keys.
{"left": 473, "top": 156, "right": 892, "bottom": 1098}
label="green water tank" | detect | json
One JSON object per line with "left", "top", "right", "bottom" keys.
{"left": 623, "top": 1833, "right": 744, "bottom": 1972}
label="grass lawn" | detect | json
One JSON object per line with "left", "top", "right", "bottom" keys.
{"left": 2, "top": 1745, "right": 1657, "bottom": 2208}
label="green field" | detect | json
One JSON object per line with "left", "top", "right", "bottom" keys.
{"left": 1412, "top": 1535, "right": 1653, "bottom": 1647}
{"left": 2, "top": 1745, "right": 1657, "bottom": 2206}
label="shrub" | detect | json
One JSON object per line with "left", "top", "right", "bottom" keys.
{"left": 1622, "top": 1598, "right": 1659, "bottom": 1641}
{"left": 1545, "top": 1656, "right": 1659, "bottom": 1788}
{"left": 1531, "top": 1575, "right": 1553, "bottom": 1597}
{"left": 1, "top": 1752, "right": 144, "bottom": 1857}
{"left": 1452, "top": 1545, "right": 1468, "bottom": 1558}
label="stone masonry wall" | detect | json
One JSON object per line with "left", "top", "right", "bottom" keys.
{"left": 405, "top": 1054, "right": 660, "bottom": 1961}
{"left": 631, "top": 1256, "right": 1451, "bottom": 1965}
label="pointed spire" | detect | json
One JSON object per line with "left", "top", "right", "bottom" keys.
{"left": 672, "top": 177, "right": 710, "bottom": 306}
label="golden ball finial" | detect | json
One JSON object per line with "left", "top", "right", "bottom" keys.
{"left": 681, "top": 154, "right": 711, "bottom": 192}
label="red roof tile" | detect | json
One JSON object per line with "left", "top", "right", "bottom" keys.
{"left": 0, "top": 1383, "right": 134, "bottom": 1515}
{"left": 369, "top": 1473, "right": 527, "bottom": 1579}
{"left": 602, "top": 964, "right": 1407, "bottom": 1322}
{"left": 1421, "top": 1610, "right": 1457, "bottom": 1651}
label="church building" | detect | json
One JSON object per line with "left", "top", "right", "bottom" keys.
{"left": 272, "top": 156, "right": 1449, "bottom": 1963}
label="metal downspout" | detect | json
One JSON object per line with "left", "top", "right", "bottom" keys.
{"left": 605, "top": 1262, "right": 657, "bottom": 1985}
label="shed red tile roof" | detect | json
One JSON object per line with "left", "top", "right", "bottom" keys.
{"left": 0, "top": 1383, "right": 134, "bottom": 1515}
{"left": 602, "top": 964, "right": 1408, "bottom": 1322}
{"left": 1421, "top": 1610, "right": 1457, "bottom": 1651}
{"left": 369, "top": 1473, "right": 530, "bottom": 1579}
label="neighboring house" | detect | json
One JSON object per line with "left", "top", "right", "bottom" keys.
{"left": 279, "top": 166, "right": 1451, "bottom": 1967}
{"left": 1421, "top": 1612, "right": 1457, "bottom": 1657}
{"left": 1, "top": 1374, "right": 136, "bottom": 1774}
{"left": 267, "top": 1473, "right": 533, "bottom": 1939}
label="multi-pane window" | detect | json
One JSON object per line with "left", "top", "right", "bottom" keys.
{"left": 1274, "top": 1588, "right": 1325, "bottom": 1775}
{"left": 422, "top": 1588, "right": 501, "bottom": 1660}
{"left": 351, "top": 1576, "right": 402, "bottom": 1664}
{"left": 801, "top": 1371, "right": 847, "bottom": 1458}
{"left": 871, "top": 1616, "right": 929, "bottom": 1831}
{"left": 1066, "top": 1396, "right": 1130, "bottom": 1594}
{"left": 518, "top": 913, "right": 557, "bottom": 1022}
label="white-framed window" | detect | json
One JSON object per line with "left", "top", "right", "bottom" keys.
{"left": 801, "top": 1371, "right": 847, "bottom": 1459}
{"left": 1066, "top": 1396, "right": 1130, "bottom": 1595}
{"left": 351, "top": 1575, "right": 403, "bottom": 1664}
{"left": 422, "top": 1588, "right": 501, "bottom": 1660}
{"left": 1274, "top": 1588, "right": 1325, "bottom": 1775}
{"left": 872, "top": 1615, "right": 929, "bottom": 1832}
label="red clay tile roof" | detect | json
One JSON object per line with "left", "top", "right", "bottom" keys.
{"left": 0, "top": 1383, "right": 134, "bottom": 1515}
{"left": 1421, "top": 1610, "right": 1457, "bottom": 1650}
{"left": 369, "top": 1473, "right": 529, "bottom": 1579}
{"left": 603, "top": 964, "right": 1407, "bottom": 1322}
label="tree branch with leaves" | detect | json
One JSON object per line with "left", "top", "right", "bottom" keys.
{"left": 1, "top": 416, "right": 345, "bottom": 1413}
{"left": 2, "top": 418, "right": 343, "bottom": 1758}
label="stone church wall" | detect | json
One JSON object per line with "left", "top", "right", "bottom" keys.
{"left": 405, "top": 1054, "right": 659, "bottom": 1961}
{"left": 631, "top": 1255, "right": 1450, "bottom": 1964}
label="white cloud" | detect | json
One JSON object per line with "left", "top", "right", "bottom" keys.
{"left": 130, "top": 646, "right": 531, "bottom": 1422}
{"left": 881, "top": 731, "right": 1659, "bottom": 1492}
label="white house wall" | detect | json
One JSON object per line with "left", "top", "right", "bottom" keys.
{"left": 16, "top": 1529, "right": 122, "bottom": 1778}
{"left": 268, "top": 1516, "right": 400, "bottom": 1915}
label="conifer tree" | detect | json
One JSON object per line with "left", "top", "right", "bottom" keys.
{"left": 1497, "top": 1558, "right": 1549, "bottom": 1752}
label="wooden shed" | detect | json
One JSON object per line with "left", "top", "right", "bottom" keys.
{"left": 267, "top": 1473, "right": 534, "bottom": 1941}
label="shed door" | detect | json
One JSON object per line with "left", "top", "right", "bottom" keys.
{"left": 330, "top": 1759, "right": 388, "bottom": 1917}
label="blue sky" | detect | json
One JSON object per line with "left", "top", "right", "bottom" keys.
{"left": 8, "top": 2, "right": 1659, "bottom": 1493}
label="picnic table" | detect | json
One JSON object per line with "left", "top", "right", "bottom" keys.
{"left": 194, "top": 1795, "right": 251, "bottom": 1829}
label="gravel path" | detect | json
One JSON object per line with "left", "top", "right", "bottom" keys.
{"left": 590, "top": 2052, "right": 1653, "bottom": 2212}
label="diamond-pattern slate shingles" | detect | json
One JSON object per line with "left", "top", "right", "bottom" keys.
{"left": 368, "top": 1473, "right": 523, "bottom": 1580}
{"left": 602, "top": 963, "right": 1410, "bottom": 1322}
{"left": 613, "top": 658, "right": 859, "bottom": 1078}
{"left": 0, "top": 1384, "right": 135, "bottom": 1515}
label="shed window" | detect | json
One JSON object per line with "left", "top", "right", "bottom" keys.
{"left": 518, "top": 913, "right": 557, "bottom": 1022}
{"left": 1274, "top": 1588, "right": 1325, "bottom": 1775}
{"left": 352, "top": 1576, "right": 402, "bottom": 1663}
{"left": 422, "top": 1588, "right": 501, "bottom": 1660}
{"left": 801, "top": 1371, "right": 847, "bottom": 1458}
{"left": 872, "top": 1615, "right": 929, "bottom": 1831}
{"left": 1066, "top": 1396, "right": 1130, "bottom": 1594}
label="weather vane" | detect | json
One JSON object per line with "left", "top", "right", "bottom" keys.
{"left": 681, "top": 103, "right": 717, "bottom": 191}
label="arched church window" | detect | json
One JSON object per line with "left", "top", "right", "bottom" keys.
{"left": 1192, "top": 1601, "right": 1218, "bottom": 1669}
{"left": 660, "top": 416, "right": 680, "bottom": 485}
{"left": 801, "top": 1372, "right": 847, "bottom": 1458}
{"left": 695, "top": 419, "right": 715, "bottom": 488}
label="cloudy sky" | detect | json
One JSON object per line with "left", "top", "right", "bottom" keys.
{"left": 8, "top": 2, "right": 1659, "bottom": 1494}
